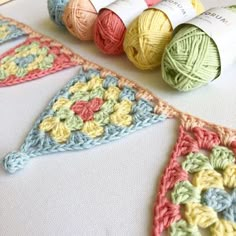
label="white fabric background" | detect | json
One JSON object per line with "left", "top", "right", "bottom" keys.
{"left": 0, "top": 0, "right": 236, "bottom": 235}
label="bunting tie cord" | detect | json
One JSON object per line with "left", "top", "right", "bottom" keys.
{"left": 0, "top": 14, "right": 236, "bottom": 236}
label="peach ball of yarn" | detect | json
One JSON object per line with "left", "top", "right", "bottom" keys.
{"left": 63, "top": 0, "right": 97, "bottom": 41}
{"left": 123, "top": 0, "right": 204, "bottom": 70}
{"left": 94, "top": 0, "right": 161, "bottom": 55}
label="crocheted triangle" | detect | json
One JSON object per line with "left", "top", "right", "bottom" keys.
{"left": 3, "top": 67, "right": 168, "bottom": 173}
{"left": 1, "top": 14, "right": 236, "bottom": 235}
{"left": 153, "top": 117, "right": 236, "bottom": 236}
{"left": 0, "top": 15, "right": 31, "bottom": 44}
{"left": 0, "top": 35, "right": 79, "bottom": 86}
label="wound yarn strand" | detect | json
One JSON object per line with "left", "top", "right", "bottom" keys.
{"left": 161, "top": 5, "right": 236, "bottom": 91}
{"left": 123, "top": 0, "right": 204, "bottom": 70}
{"left": 93, "top": 0, "right": 161, "bottom": 56}
{"left": 63, "top": 0, "right": 98, "bottom": 41}
{"left": 48, "top": 0, "right": 69, "bottom": 27}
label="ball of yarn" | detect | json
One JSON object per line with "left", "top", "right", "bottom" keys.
{"left": 48, "top": 0, "right": 69, "bottom": 27}
{"left": 94, "top": 0, "right": 161, "bottom": 55}
{"left": 123, "top": 0, "right": 204, "bottom": 70}
{"left": 162, "top": 25, "right": 221, "bottom": 91}
{"left": 63, "top": 0, "right": 97, "bottom": 41}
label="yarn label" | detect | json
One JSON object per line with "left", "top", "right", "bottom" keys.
{"left": 185, "top": 7, "right": 236, "bottom": 72}
{"left": 152, "top": 0, "right": 197, "bottom": 29}
{"left": 105, "top": 0, "right": 148, "bottom": 27}
{"left": 90, "top": 0, "right": 116, "bottom": 13}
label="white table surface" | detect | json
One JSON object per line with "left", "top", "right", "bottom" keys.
{"left": 1, "top": 0, "right": 236, "bottom": 235}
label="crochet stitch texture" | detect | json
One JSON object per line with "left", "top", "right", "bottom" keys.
{"left": 0, "top": 15, "right": 78, "bottom": 86}
{"left": 0, "top": 15, "right": 29, "bottom": 44}
{"left": 153, "top": 120, "right": 236, "bottom": 235}
{"left": 3, "top": 68, "right": 166, "bottom": 173}
{"left": 1, "top": 14, "right": 236, "bottom": 236}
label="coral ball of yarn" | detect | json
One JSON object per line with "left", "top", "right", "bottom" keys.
{"left": 47, "top": 0, "right": 69, "bottom": 27}
{"left": 123, "top": 0, "right": 204, "bottom": 70}
{"left": 94, "top": 0, "right": 160, "bottom": 55}
{"left": 63, "top": 0, "right": 97, "bottom": 41}
{"left": 162, "top": 25, "right": 221, "bottom": 92}
{"left": 94, "top": 9, "right": 125, "bottom": 55}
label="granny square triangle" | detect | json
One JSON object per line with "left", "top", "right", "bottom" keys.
{"left": 0, "top": 15, "right": 31, "bottom": 44}
{"left": 1, "top": 14, "right": 236, "bottom": 236}
{"left": 3, "top": 68, "right": 167, "bottom": 173}
{"left": 153, "top": 122, "right": 236, "bottom": 236}
{"left": 0, "top": 35, "right": 79, "bottom": 86}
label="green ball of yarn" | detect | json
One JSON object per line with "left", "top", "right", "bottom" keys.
{"left": 161, "top": 25, "right": 221, "bottom": 91}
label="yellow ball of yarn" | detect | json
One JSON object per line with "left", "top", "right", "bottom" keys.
{"left": 123, "top": 0, "right": 204, "bottom": 70}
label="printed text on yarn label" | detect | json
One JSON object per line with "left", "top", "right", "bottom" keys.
{"left": 186, "top": 7, "right": 236, "bottom": 73}
{"left": 105, "top": 0, "right": 148, "bottom": 27}
{"left": 90, "top": 0, "right": 116, "bottom": 13}
{"left": 152, "top": 0, "right": 197, "bottom": 29}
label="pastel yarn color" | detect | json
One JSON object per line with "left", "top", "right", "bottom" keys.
{"left": 47, "top": 0, "right": 69, "bottom": 27}
{"left": 63, "top": 0, "right": 97, "bottom": 41}
{"left": 162, "top": 5, "right": 236, "bottom": 92}
{"left": 123, "top": 0, "right": 204, "bottom": 70}
{"left": 94, "top": 0, "right": 161, "bottom": 55}
{"left": 161, "top": 25, "right": 221, "bottom": 91}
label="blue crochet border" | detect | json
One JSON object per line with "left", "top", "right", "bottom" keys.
{"left": 19, "top": 68, "right": 167, "bottom": 158}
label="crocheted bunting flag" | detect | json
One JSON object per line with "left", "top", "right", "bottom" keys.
{"left": 1, "top": 14, "right": 236, "bottom": 235}
{"left": 153, "top": 117, "right": 236, "bottom": 236}
{"left": 0, "top": 15, "right": 31, "bottom": 44}
{"left": 0, "top": 35, "right": 79, "bottom": 86}
{"left": 3, "top": 68, "right": 167, "bottom": 173}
